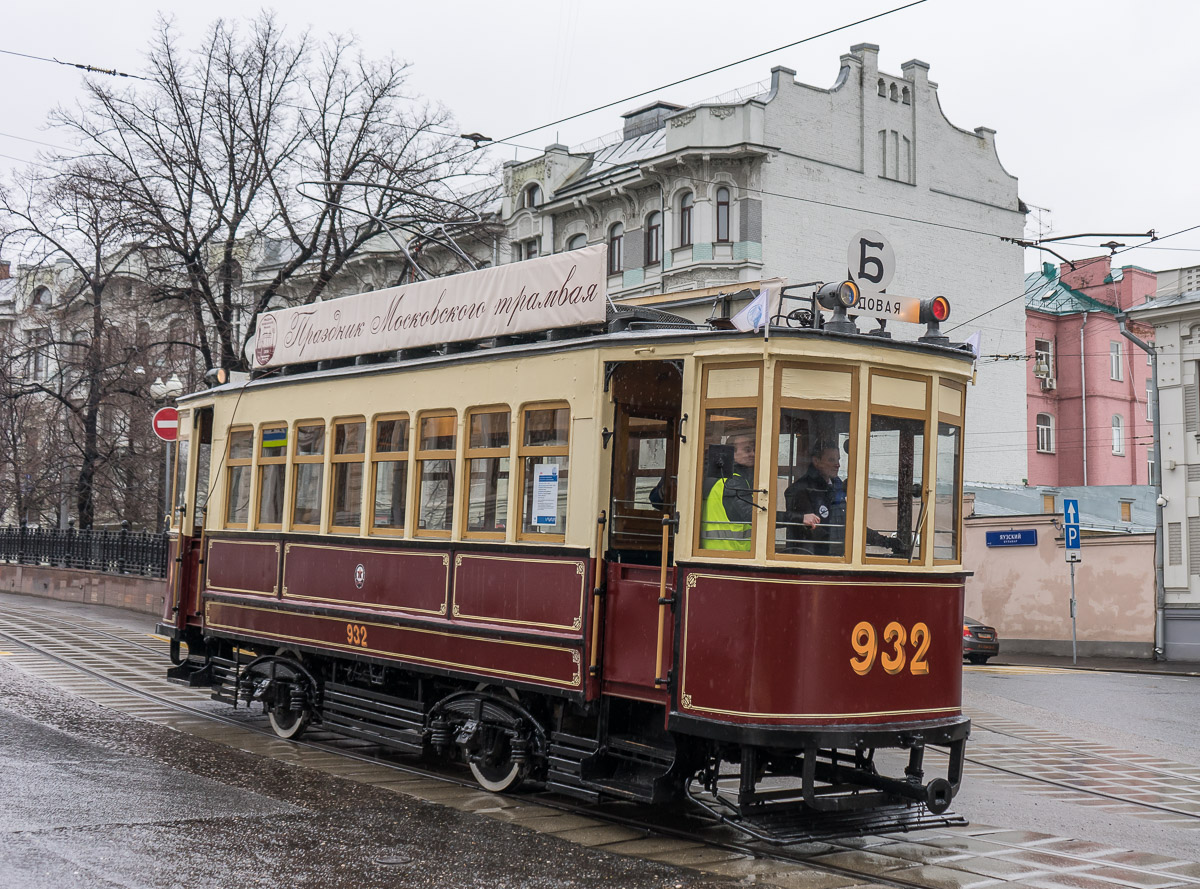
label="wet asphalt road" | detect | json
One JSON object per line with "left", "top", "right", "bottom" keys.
{"left": 0, "top": 667, "right": 726, "bottom": 889}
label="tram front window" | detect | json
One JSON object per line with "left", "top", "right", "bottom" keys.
{"left": 776, "top": 409, "right": 851, "bottom": 556}
{"left": 866, "top": 415, "right": 926, "bottom": 559}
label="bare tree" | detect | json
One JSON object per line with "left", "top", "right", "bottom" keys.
{"left": 57, "top": 14, "right": 485, "bottom": 372}
{"left": 0, "top": 159, "right": 160, "bottom": 528}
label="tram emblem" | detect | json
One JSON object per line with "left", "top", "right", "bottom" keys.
{"left": 354, "top": 563, "right": 365, "bottom": 589}
{"left": 255, "top": 313, "right": 278, "bottom": 366}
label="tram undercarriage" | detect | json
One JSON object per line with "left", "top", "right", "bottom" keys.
{"left": 171, "top": 637, "right": 968, "bottom": 843}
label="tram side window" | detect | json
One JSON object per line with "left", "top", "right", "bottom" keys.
{"left": 257, "top": 424, "right": 288, "bottom": 528}
{"left": 292, "top": 422, "right": 326, "bottom": 530}
{"left": 416, "top": 411, "right": 456, "bottom": 535}
{"left": 465, "top": 408, "right": 510, "bottom": 537}
{"left": 331, "top": 419, "right": 366, "bottom": 533}
{"left": 225, "top": 429, "right": 254, "bottom": 528}
{"left": 934, "top": 422, "right": 962, "bottom": 560}
{"left": 775, "top": 410, "right": 851, "bottom": 557}
{"left": 371, "top": 415, "right": 409, "bottom": 533}
{"left": 172, "top": 412, "right": 191, "bottom": 528}
{"left": 697, "top": 407, "right": 757, "bottom": 552}
{"left": 194, "top": 409, "right": 213, "bottom": 519}
{"left": 519, "top": 405, "right": 569, "bottom": 539}
{"left": 866, "top": 415, "right": 926, "bottom": 560}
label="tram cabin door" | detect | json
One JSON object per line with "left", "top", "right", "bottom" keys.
{"left": 167, "top": 407, "right": 212, "bottom": 631}
{"left": 602, "top": 362, "right": 682, "bottom": 704}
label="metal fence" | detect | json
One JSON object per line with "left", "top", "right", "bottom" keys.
{"left": 0, "top": 524, "right": 170, "bottom": 579}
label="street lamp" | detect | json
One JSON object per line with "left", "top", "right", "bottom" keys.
{"left": 150, "top": 374, "right": 184, "bottom": 529}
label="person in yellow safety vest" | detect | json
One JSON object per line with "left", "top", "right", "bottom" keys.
{"left": 701, "top": 431, "right": 755, "bottom": 550}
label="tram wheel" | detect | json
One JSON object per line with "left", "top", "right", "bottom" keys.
{"left": 466, "top": 684, "right": 529, "bottom": 793}
{"left": 268, "top": 703, "right": 311, "bottom": 740}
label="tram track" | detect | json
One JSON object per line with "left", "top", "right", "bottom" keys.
{"left": 3, "top": 600, "right": 1200, "bottom": 889}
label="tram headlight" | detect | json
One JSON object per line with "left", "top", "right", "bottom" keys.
{"left": 815, "top": 280, "right": 861, "bottom": 310}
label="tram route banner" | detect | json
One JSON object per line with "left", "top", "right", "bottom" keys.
{"left": 252, "top": 245, "right": 608, "bottom": 368}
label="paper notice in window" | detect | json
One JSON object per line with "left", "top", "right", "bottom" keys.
{"left": 532, "top": 463, "right": 559, "bottom": 526}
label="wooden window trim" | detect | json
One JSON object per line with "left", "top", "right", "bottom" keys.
{"left": 935, "top": 380, "right": 967, "bottom": 566}
{"left": 328, "top": 416, "right": 367, "bottom": 536}
{"left": 290, "top": 419, "right": 327, "bottom": 533}
{"left": 415, "top": 409, "right": 457, "bottom": 539}
{"left": 254, "top": 422, "right": 288, "bottom": 531}
{"left": 516, "top": 401, "right": 570, "bottom": 543}
{"left": 462, "top": 406, "right": 512, "bottom": 541}
{"left": 863, "top": 371, "right": 932, "bottom": 566}
{"left": 224, "top": 426, "right": 255, "bottom": 530}
{"left": 369, "top": 412, "right": 410, "bottom": 537}
{"left": 767, "top": 362, "right": 858, "bottom": 564}
{"left": 692, "top": 361, "right": 763, "bottom": 560}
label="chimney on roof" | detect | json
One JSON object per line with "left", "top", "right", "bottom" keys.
{"left": 621, "top": 101, "right": 685, "bottom": 141}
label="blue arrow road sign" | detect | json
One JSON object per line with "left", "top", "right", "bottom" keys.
{"left": 1065, "top": 525, "right": 1081, "bottom": 550}
{"left": 1063, "top": 499, "right": 1079, "bottom": 526}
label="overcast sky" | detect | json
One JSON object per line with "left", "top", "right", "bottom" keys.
{"left": 3, "top": 0, "right": 1196, "bottom": 278}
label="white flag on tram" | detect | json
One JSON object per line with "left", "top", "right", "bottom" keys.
{"left": 731, "top": 288, "right": 770, "bottom": 332}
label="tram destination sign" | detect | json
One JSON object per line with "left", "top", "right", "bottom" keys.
{"left": 252, "top": 245, "right": 608, "bottom": 369}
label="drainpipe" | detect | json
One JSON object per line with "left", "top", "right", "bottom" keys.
{"left": 1080, "top": 313, "right": 1089, "bottom": 485}
{"left": 1117, "top": 313, "right": 1166, "bottom": 659}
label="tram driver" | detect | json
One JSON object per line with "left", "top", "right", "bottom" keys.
{"left": 700, "top": 429, "right": 756, "bottom": 551}
{"left": 784, "top": 440, "right": 905, "bottom": 557}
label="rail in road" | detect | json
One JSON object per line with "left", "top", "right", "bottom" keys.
{"left": 2, "top": 600, "right": 1200, "bottom": 889}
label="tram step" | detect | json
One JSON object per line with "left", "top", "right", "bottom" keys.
{"left": 717, "top": 800, "right": 967, "bottom": 845}
{"left": 166, "top": 660, "right": 214, "bottom": 687}
{"left": 607, "top": 734, "right": 674, "bottom": 765}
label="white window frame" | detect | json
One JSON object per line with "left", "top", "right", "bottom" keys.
{"left": 1034, "top": 338, "right": 1053, "bottom": 378}
{"left": 1036, "top": 413, "right": 1055, "bottom": 454}
{"left": 1110, "top": 341, "right": 1123, "bottom": 381}
{"left": 1146, "top": 380, "right": 1154, "bottom": 422}
{"left": 1111, "top": 414, "right": 1124, "bottom": 455}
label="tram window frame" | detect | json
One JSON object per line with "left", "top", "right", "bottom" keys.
{"left": 171, "top": 410, "right": 191, "bottom": 531}
{"left": 693, "top": 361, "right": 762, "bottom": 560}
{"left": 224, "top": 426, "right": 255, "bottom": 529}
{"left": 517, "top": 402, "right": 570, "bottom": 542}
{"left": 864, "top": 371, "right": 931, "bottom": 565}
{"left": 290, "top": 419, "right": 327, "bottom": 532}
{"left": 415, "top": 410, "right": 457, "bottom": 538}
{"left": 255, "top": 422, "right": 288, "bottom": 530}
{"left": 329, "top": 416, "right": 367, "bottom": 535}
{"left": 369, "top": 413, "right": 410, "bottom": 537}
{"left": 934, "top": 381, "right": 966, "bottom": 564}
{"left": 768, "top": 363, "right": 858, "bottom": 563}
{"left": 463, "top": 406, "right": 511, "bottom": 541}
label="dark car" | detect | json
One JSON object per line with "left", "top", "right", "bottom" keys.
{"left": 963, "top": 617, "right": 999, "bottom": 665}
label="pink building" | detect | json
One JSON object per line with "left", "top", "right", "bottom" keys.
{"left": 1024, "top": 257, "right": 1156, "bottom": 486}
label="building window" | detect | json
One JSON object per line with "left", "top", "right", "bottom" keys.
{"left": 31, "top": 286, "right": 50, "bottom": 306}
{"left": 291, "top": 422, "right": 326, "bottom": 530}
{"left": 1148, "top": 451, "right": 1157, "bottom": 486}
{"left": 1146, "top": 380, "right": 1154, "bottom": 422}
{"left": 464, "top": 407, "right": 510, "bottom": 538}
{"left": 1042, "top": 494, "right": 1055, "bottom": 514}
{"left": 679, "top": 192, "right": 693, "bottom": 247}
{"left": 1110, "top": 341, "right": 1123, "bottom": 381}
{"left": 370, "top": 415, "right": 409, "bottom": 534}
{"left": 225, "top": 429, "right": 254, "bottom": 528}
{"left": 416, "top": 411, "right": 456, "bottom": 535}
{"left": 519, "top": 404, "right": 570, "bottom": 540}
{"left": 1036, "top": 413, "right": 1055, "bottom": 453}
{"left": 1111, "top": 414, "right": 1124, "bottom": 455}
{"left": 877, "top": 78, "right": 887, "bottom": 97}
{"left": 645, "top": 211, "right": 662, "bottom": 265}
{"left": 1120, "top": 501, "right": 1133, "bottom": 523}
{"left": 902, "top": 86, "right": 911, "bottom": 105}
{"left": 566, "top": 233, "right": 587, "bottom": 251}
{"left": 518, "top": 239, "right": 539, "bottom": 261}
{"left": 522, "top": 183, "right": 541, "bottom": 209}
{"left": 1034, "top": 338, "right": 1054, "bottom": 379}
{"left": 28, "top": 328, "right": 51, "bottom": 380}
{"left": 608, "top": 223, "right": 624, "bottom": 274}
{"left": 715, "top": 187, "right": 730, "bottom": 243}
{"left": 330, "top": 418, "right": 366, "bottom": 533}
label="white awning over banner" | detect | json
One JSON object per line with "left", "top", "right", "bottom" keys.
{"left": 252, "top": 245, "right": 608, "bottom": 368}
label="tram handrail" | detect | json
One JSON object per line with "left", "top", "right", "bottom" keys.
{"left": 654, "top": 515, "right": 675, "bottom": 688}
{"left": 588, "top": 511, "right": 606, "bottom": 677}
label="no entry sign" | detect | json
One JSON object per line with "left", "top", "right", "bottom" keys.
{"left": 152, "top": 406, "right": 180, "bottom": 442}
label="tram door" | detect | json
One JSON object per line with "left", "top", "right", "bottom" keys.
{"left": 602, "top": 362, "right": 682, "bottom": 703}
{"left": 167, "top": 407, "right": 212, "bottom": 630}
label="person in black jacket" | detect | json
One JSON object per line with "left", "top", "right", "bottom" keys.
{"left": 784, "top": 441, "right": 903, "bottom": 556}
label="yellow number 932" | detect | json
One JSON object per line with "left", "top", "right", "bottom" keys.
{"left": 850, "top": 620, "right": 930, "bottom": 676}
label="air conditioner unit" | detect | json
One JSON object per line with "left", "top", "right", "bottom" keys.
{"left": 1041, "top": 377, "right": 1057, "bottom": 390}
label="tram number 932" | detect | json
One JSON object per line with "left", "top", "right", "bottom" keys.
{"left": 346, "top": 623, "right": 369, "bottom": 648}
{"left": 850, "top": 621, "right": 931, "bottom": 676}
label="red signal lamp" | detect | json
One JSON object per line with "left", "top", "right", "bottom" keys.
{"left": 918, "top": 295, "right": 951, "bottom": 345}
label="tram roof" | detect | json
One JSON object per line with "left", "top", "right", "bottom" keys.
{"left": 183, "top": 323, "right": 975, "bottom": 404}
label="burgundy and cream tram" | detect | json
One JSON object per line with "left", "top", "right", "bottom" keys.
{"left": 159, "top": 245, "right": 973, "bottom": 837}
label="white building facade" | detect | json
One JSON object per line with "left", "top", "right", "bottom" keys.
{"left": 499, "top": 45, "right": 1028, "bottom": 484}
{"left": 1128, "top": 291, "right": 1200, "bottom": 660}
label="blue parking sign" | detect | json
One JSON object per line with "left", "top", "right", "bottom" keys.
{"left": 1064, "top": 525, "right": 1080, "bottom": 550}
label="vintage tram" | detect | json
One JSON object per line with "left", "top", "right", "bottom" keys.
{"left": 159, "top": 246, "right": 973, "bottom": 838}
